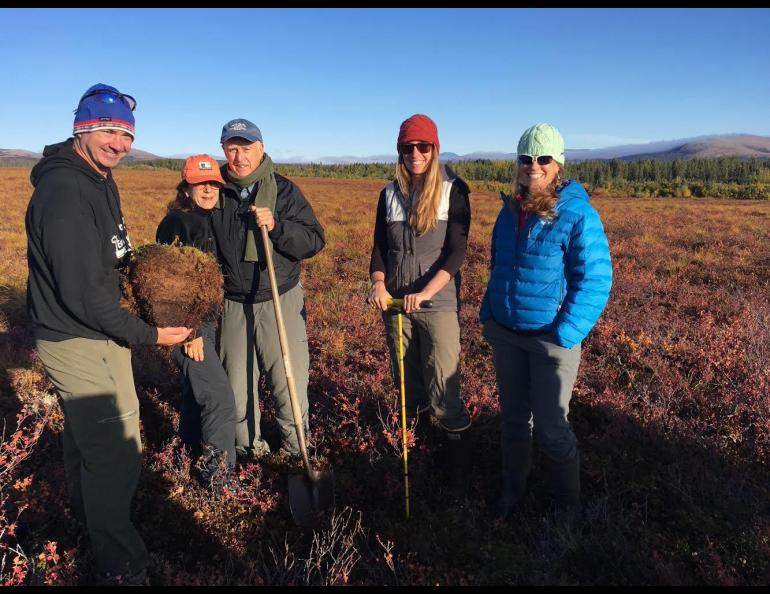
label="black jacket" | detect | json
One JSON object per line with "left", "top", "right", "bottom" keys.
{"left": 156, "top": 207, "right": 217, "bottom": 254}
{"left": 212, "top": 169, "right": 325, "bottom": 303}
{"left": 25, "top": 139, "right": 157, "bottom": 345}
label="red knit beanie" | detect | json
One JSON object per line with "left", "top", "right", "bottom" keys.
{"left": 397, "top": 114, "right": 440, "bottom": 154}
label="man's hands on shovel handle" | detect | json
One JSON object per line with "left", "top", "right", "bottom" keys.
{"left": 250, "top": 206, "right": 275, "bottom": 232}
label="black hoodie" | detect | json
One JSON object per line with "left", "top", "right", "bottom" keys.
{"left": 25, "top": 139, "right": 157, "bottom": 345}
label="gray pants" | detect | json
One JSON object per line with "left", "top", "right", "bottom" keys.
{"left": 36, "top": 337, "right": 147, "bottom": 578}
{"left": 482, "top": 318, "right": 582, "bottom": 463}
{"left": 384, "top": 310, "right": 471, "bottom": 431}
{"left": 219, "top": 284, "right": 309, "bottom": 456}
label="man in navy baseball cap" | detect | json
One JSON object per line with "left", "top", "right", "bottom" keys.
{"left": 212, "top": 118, "right": 325, "bottom": 462}
{"left": 220, "top": 118, "right": 263, "bottom": 144}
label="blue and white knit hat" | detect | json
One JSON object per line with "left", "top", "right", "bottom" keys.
{"left": 73, "top": 83, "right": 136, "bottom": 138}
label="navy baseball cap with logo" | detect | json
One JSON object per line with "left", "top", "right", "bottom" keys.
{"left": 220, "top": 118, "right": 263, "bottom": 143}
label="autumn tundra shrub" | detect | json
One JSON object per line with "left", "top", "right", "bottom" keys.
{"left": 1, "top": 168, "right": 769, "bottom": 584}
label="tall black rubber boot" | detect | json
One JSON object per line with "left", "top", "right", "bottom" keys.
{"left": 544, "top": 451, "right": 582, "bottom": 527}
{"left": 444, "top": 429, "right": 473, "bottom": 499}
{"left": 494, "top": 440, "right": 532, "bottom": 519}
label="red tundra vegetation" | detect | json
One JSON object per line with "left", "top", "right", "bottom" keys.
{"left": 1, "top": 168, "right": 768, "bottom": 584}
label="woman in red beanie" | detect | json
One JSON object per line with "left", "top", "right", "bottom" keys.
{"left": 367, "top": 114, "right": 473, "bottom": 494}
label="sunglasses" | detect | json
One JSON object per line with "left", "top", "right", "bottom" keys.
{"left": 398, "top": 142, "right": 433, "bottom": 156}
{"left": 80, "top": 89, "right": 137, "bottom": 112}
{"left": 518, "top": 155, "right": 554, "bottom": 166}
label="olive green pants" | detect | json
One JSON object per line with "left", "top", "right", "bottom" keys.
{"left": 36, "top": 337, "right": 147, "bottom": 578}
{"left": 384, "top": 310, "right": 471, "bottom": 432}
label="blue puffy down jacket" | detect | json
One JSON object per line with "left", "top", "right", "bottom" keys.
{"left": 480, "top": 180, "right": 612, "bottom": 348}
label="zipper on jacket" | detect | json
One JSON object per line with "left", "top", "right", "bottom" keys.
{"left": 514, "top": 205, "right": 529, "bottom": 273}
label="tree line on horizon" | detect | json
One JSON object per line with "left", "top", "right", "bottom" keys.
{"left": 110, "top": 156, "right": 770, "bottom": 200}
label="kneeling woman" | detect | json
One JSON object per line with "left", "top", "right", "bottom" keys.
{"left": 156, "top": 155, "right": 236, "bottom": 487}
{"left": 481, "top": 124, "right": 612, "bottom": 520}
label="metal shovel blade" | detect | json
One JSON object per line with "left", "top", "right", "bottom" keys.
{"left": 288, "top": 470, "right": 335, "bottom": 529}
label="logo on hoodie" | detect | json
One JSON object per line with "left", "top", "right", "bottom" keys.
{"left": 111, "top": 221, "right": 132, "bottom": 260}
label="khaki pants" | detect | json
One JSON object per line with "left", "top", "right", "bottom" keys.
{"left": 384, "top": 310, "right": 471, "bottom": 431}
{"left": 36, "top": 337, "right": 147, "bottom": 577}
{"left": 219, "top": 284, "right": 310, "bottom": 456}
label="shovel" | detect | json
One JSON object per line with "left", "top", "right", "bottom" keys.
{"left": 260, "top": 224, "right": 334, "bottom": 528}
{"left": 385, "top": 297, "right": 432, "bottom": 519}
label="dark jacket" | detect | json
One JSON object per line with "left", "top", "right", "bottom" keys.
{"left": 25, "top": 139, "right": 157, "bottom": 344}
{"left": 211, "top": 169, "right": 325, "bottom": 303}
{"left": 156, "top": 207, "right": 217, "bottom": 255}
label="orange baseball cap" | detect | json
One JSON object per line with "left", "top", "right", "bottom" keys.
{"left": 182, "top": 154, "right": 225, "bottom": 185}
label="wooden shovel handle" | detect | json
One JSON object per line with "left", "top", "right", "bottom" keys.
{"left": 259, "top": 225, "right": 319, "bottom": 481}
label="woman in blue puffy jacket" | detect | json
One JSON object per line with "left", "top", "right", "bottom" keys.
{"left": 480, "top": 123, "right": 612, "bottom": 521}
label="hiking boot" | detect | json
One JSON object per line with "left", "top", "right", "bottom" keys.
{"left": 276, "top": 446, "right": 301, "bottom": 458}
{"left": 197, "top": 446, "right": 235, "bottom": 496}
{"left": 437, "top": 414, "right": 472, "bottom": 434}
{"left": 235, "top": 439, "right": 271, "bottom": 462}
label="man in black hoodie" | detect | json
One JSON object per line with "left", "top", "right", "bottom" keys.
{"left": 213, "top": 119, "right": 325, "bottom": 460}
{"left": 25, "top": 84, "right": 191, "bottom": 585}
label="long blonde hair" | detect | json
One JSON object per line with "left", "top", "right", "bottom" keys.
{"left": 395, "top": 151, "right": 445, "bottom": 235}
{"left": 514, "top": 165, "right": 564, "bottom": 219}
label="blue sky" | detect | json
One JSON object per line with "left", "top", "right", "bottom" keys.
{"left": 2, "top": 8, "right": 769, "bottom": 160}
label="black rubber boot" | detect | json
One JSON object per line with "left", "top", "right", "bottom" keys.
{"left": 494, "top": 440, "right": 532, "bottom": 519}
{"left": 444, "top": 429, "right": 473, "bottom": 499}
{"left": 544, "top": 451, "right": 582, "bottom": 527}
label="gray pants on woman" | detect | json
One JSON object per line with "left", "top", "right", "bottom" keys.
{"left": 482, "top": 318, "right": 581, "bottom": 464}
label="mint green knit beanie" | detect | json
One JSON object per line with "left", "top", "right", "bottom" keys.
{"left": 517, "top": 123, "right": 565, "bottom": 165}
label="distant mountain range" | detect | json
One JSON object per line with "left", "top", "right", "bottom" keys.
{"left": 0, "top": 147, "right": 167, "bottom": 166}
{"left": 283, "top": 134, "right": 770, "bottom": 164}
{"left": 3, "top": 134, "right": 770, "bottom": 166}
{"left": 440, "top": 134, "right": 770, "bottom": 164}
